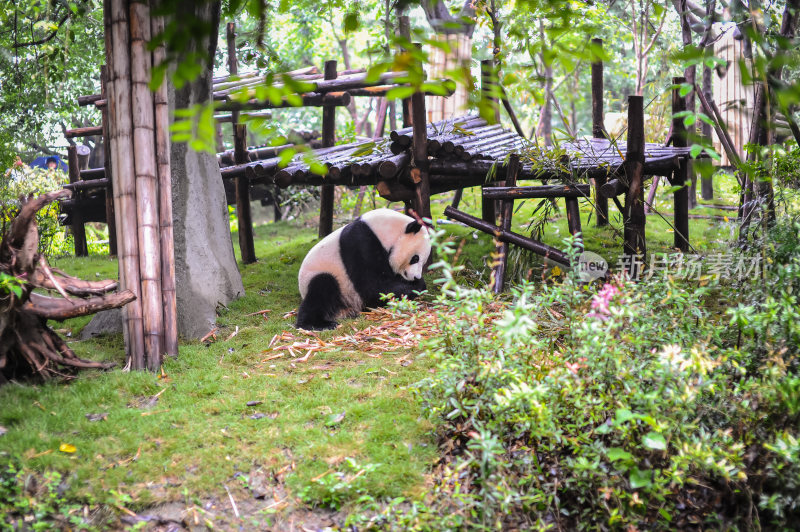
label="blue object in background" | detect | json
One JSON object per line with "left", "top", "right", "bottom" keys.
{"left": 29, "top": 155, "right": 68, "bottom": 172}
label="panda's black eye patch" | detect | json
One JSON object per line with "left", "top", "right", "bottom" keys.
{"left": 410, "top": 255, "right": 420, "bottom": 265}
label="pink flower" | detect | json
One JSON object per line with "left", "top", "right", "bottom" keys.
{"left": 590, "top": 283, "right": 620, "bottom": 316}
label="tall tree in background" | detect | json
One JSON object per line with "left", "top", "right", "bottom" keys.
{"left": 163, "top": 0, "right": 245, "bottom": 339}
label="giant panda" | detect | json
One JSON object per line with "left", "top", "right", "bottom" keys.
{"left": 296, "top": 208, "right": 431, "bottom": 330}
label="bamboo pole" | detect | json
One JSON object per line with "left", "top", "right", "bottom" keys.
{"left": 623, "top": 95, "right": 646, "bottom": 266}
{"left": 107, "top": 0, "right": 145, "bottom": 367}
{"left": 319, "top": 60, "right": 337, "bottom": 238}
{"left": 591, "top": 38, "right": 609, "bottom": 227}
{"left": 101, "top": 64, "right": 116, "bottom": 259}
{"left": 150, "top": 6, "right": 178, "bottom": 359}
{"left": 67, "top": 146, "right": 88, "bottom": 257}
{"left": 445, "top": 206, "right": 570, "bottom": 266}
{"left": 672, "top": 77, "right": 690, "bottom": 252}
{"left": 130, "top": 0, "right": 164, "bottom": 369}
{"left": 235, "top": 124, "right": 256, "bottom": 263}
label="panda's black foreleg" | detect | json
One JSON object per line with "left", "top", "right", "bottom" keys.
{"left": 379, "top": 276, "right": 427, "bottom": 303}
{"left": 296, "top": 273, "right": 346, "bottom": 330}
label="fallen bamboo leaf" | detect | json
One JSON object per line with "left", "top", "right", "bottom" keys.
{"left": 226, "top": 326, "right": 240, "bottom": 341}
{"left": 200, "top": 328, "right": 219, "bottom": 343}
{"left": 325, "top": 412, "right": 346, "bottom": 427}
{"left": 140, "top": 409, "right": 168, "bottom": 416}
{"left": 247, "top": 309, "right": 272, "bottom": 316}
{"left": 261, "top": 352, "right": 285, "bottom": 362}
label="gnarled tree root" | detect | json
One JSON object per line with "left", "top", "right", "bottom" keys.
{"left": 0, "top": 189, "right": 135, "bottom": 380}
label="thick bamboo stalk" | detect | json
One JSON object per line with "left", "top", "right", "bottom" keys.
{"left": 672, "top": 78, "right": 690, "bottom": 252}
{"left": 107, "top": 0, "right": 145, "bottom": 367}
{"left": 67, "top": 146, "right": 88, "bottom": 257}
{"left": 150, "top": 5, "right": 178, "bottom": 359}
{"left": 445, "top": 206, "right": 570, "bottom": 266}
{"left": 235, "top": 124, "right": 256, "bottom": 263}
{"left": 130, "top": 0, "right": 164, "bottom": 369}
{"left": 624, "top": 95, "right": 646, "bottom": 264}
{"left": 319, "top": 60, "right": 337, "bottom": 238}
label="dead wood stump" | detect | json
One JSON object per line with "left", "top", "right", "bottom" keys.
{"left": 0, "top": 189, "right": 135, "bottom": 380}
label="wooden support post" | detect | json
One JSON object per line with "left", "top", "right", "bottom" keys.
{"left": 398, "top": 15, "right": 412, "bottom": 128}
{"left": 623, "top": 95, "right": 646, "bottom": 270}
{"left": 235, "top": 124, "right": 256, "bottom": 263}
{"left": 493, "top": 154, "right": 521, "bottom": 293}
{"left": 318, "top": 60, "right": 337, "bottom": 238}
{"left": 672, "top": 77, "right": 690, "bottom": 252}
{"left": 67, "top": 145, "right": 88, "bottom": 257}
{"left": 101, "top": 65, "right": 117, "bottom": 256}
{"left": 76, "top": 145, "right": 91, "bottom": 170}
{"left": 700, "top": 62, "right": 714, "bottom": 200}
{"left": 591, "top": 38, "right": 609, "bottom": 227}
{"left": 411, "top": 85, "right": 432, "bottom": 223}
{"left": 226, "top": 22, "right": 239, "bottom": 127}
{"left": 565, "top": 196, "right": 582, "bottom": 242}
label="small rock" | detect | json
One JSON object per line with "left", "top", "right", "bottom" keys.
{"left": 246, "top": 400, "right": 262, "bottom": 407}
{"left": 85, "top": 413, "right": 109, "bottom": 422}
{"left": 249, "top": 469, "right": 271, "bottom": 499}
{"left": 250, "top": 413, "right": 267, "bottom": 420}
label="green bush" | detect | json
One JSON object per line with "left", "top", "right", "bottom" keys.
{"left": 1, "top": 163, "right": 71, "bottom": 257}
{"left": 374, "top": 222, "right": 800, "bottom": 530}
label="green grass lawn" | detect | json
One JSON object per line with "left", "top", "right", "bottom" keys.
{"left": 0, "top": 173, "right": 740, "bottom": 521}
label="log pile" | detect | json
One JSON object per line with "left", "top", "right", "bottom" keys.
{"left": 0, "top": 190, "right": 135, "bottom": 380}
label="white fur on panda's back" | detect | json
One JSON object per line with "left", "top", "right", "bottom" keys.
{"left": 297, "top": 226, "right": 362, "bottom": 314}
{"left": 360, "top": 208, "right": 415, "bottom": 251}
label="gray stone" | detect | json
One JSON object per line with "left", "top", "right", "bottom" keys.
{"left": 80, "top": 309, "right": 122, "bottom": 339}
{"left": 167, "top": 1, "right": 244, "bottom": 339}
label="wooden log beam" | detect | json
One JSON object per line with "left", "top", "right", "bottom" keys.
{"left": 319, "top": 60, "right": 337, "bottom": 238}
{"left": 78, "top": 94, "right": 103, "bottom": 106}
{"left": 30, "top": 270, "right": 119, "bottom": 297}
{"left": 483, "top": 184, "right": 592, "bottom": 200}
{"left": 235, "top": 124, "right": 256, "bottom": 263}
{"left": 444, "top": 206, "right": 570, "bottom": 266}
{"left": 216, "top": 91, "right": 351, "bottom": 111}
{"left": 672, "top": 78, "right": 690, "bottom": 251}
{"left": 80, "top": 167, "right": 107, "bottom": 180}
{"left": 23, "top": 290, "right": 136, "bottom": 321}
{"left": 65, "top": 126, "right": 104, "bottom": 138}
{"left": 623, "top": 95, "right": 646, "bottom": 265}
{"left": 64, "top": 178, "right": 109, "bottom": 191}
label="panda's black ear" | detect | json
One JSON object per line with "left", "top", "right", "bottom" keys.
{"left": 405, "top": 220, "right": 422, "bottom": 234}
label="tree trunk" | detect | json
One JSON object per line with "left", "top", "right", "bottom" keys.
{"left": 168, "top": 0, "right": 244, "bottom": 338}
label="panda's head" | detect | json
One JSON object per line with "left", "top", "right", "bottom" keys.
{"left": 389, "top": 219, "right": 431, "bottom": 281}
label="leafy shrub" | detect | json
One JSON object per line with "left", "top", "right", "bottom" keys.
{"left": 1, "top": 162, "right": 71, "bottom": 257}
{"left": 371, "top": 223, "right": 800, "bottom": 530}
